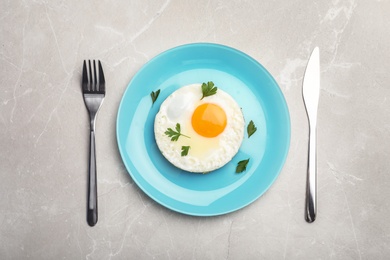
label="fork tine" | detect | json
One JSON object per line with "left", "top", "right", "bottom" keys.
{"left": 98, "top": 60, "right": 105, "bottom": 93}
{"left": 82, "top": 60, "right": 89, "bottom": 92}
{"left": 88, "top": 60, "right": 93, "bottom": 91}
{"left": 93, "top": 60, "right": 98, "bottom": 92}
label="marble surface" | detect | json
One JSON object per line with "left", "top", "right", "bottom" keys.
{"left": 1, "top": 0, "right": 389, "bottom": 259}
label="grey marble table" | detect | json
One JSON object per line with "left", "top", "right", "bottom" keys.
{"left": 1, "top": 0, "right": 389, "bottom": 259}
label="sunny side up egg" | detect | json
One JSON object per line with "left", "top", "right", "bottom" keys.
{"left": 154, "top": 83, "right": 245, "bottom": 173}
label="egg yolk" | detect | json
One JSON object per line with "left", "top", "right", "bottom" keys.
{"left": 191, "top": 103, "right": 227, "bottom": 138}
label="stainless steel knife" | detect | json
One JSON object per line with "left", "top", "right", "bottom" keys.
{"left": 302, "top": 47, "right": 320, "bottom": 223}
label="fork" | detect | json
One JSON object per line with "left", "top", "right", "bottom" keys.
{"left": 82, "top": 60, "right": 105, "bottom": 226}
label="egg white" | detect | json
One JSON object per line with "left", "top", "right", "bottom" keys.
{"left": 154, "top": 83, "right": 245, "bottom": 173}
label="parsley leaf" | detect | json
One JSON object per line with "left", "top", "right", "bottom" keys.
{"left": 201, "top": 81, "right": 218, "bottom": 100}
{"left": 181, "top": 146, "right": 190, "bottom": 156}
{"left": 236, "top": 159, "right": 250, "bottom": 173}
{"left": 150, "top": 89, "right": 160, "bottom": 105}
{"left": 247, "top": 120, "right": 257, "bottom": 138}
{"left": 164, "top": 123, "right": 190, "bottom": 141}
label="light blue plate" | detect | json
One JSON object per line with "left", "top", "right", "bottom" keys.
{"left": 116, "top": 43, "right": 290, "bottom": 216}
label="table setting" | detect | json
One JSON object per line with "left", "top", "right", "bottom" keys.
{"left": 1, "top": 0, "right": 389, "bottom": 259}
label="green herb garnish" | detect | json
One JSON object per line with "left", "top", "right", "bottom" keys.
{"left": 164, "top": 123, "right": 190, "bottom": 141}
{"left": 236, "top": 159, "right": 250, "bottom": 173}
{"left": 150, "top": 89, "right": 160, "bottom": 104}
{"left": 247, "top": 120, "right": 257, "bottom": 138}
{"left": 201, "top": 81, "right": 218, "bottom": 100}
{"left": 181, "top": 146, "right": 190, "bottom": 156}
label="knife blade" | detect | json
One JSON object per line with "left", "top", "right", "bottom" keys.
{"left": 302, "top": 47, "right": 320, "bottom": 223}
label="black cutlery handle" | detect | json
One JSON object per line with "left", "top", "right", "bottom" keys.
{"left": 87, "top": 130, "right": 98, "bottom": 226}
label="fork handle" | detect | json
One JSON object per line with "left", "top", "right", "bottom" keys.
{"left": 305, "top": 123, "right": 317, "bottom": 223}
{"left": 87, "top": 130, "right": 98, "bottom": 226}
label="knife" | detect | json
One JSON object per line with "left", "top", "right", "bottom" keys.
{"left": 302, "top": 47, "right": 320, "bottom": 223}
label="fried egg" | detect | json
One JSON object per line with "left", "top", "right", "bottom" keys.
{"left": 154, "top": 83, "right": 245, "bottom": 173}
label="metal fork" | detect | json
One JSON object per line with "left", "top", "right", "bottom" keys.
{"left": 82, "top": 60, "right": 105, "bottom": 226}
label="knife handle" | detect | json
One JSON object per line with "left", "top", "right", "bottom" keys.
{"left": 305, "top": 123, "right": 317, "bottom": 223}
